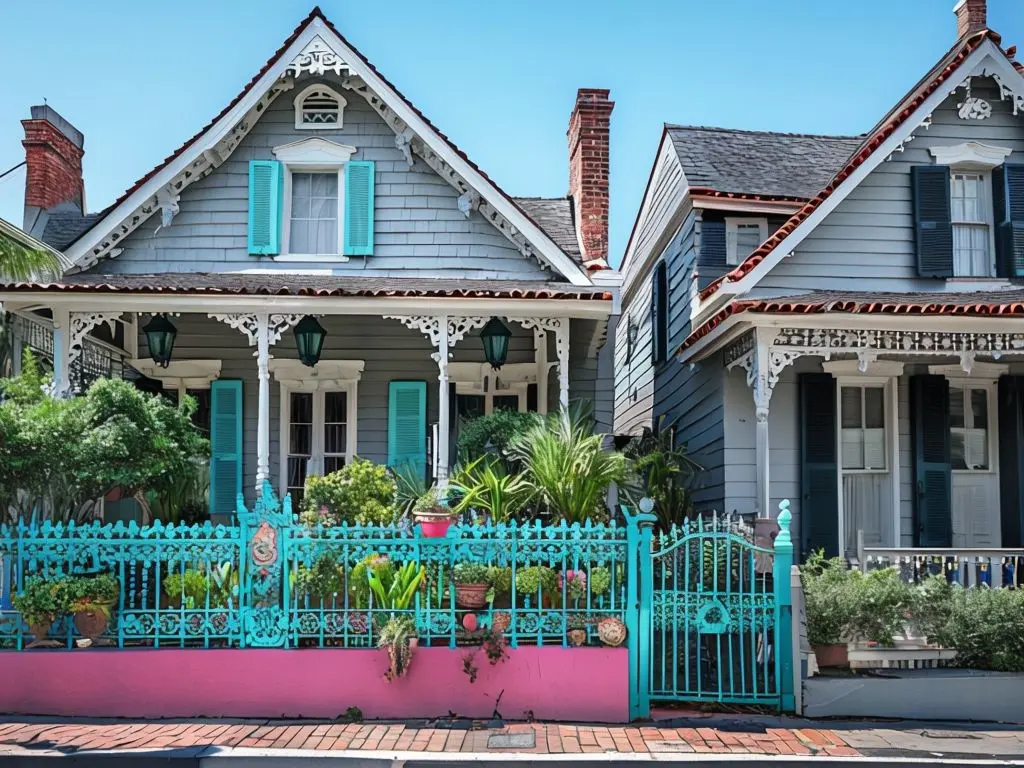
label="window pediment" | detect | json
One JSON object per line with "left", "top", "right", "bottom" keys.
{"left": 132, "top": 359, "right": 222, "bottom": 388}
{"left": 273, "top": 137, "right": 356, "bottom": 166}
{"left": 270, "top": 358, "right": 364, "bottom": 390}
{"left": 929, "top": 141, "right": 1012, "bottom": 170}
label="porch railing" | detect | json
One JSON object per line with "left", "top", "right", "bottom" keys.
{"left": 0, "top": 486, "right": 631, "bottom": 650}
{"left": 856, "top": 531, "right": 1024, "bottom": 588}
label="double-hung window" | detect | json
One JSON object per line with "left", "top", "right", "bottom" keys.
{"left": 840, "top": 385, "right": 886, "bottom": 471}
{"left": 725, "top": 218, "right": 769, "bottom": 266}
{"left": 950, "top": 385, "right": 991, "bottom": 471}
{"left": 951, "top": 172, "right": 992, "bottom": 277}
{"left": 289, "top": 172, "right": 339, "bottom": 255}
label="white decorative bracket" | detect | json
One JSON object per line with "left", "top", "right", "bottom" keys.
{"left": 457, "top": 190, "right": 480, "bottom": 219}
{"left": 385, "top": 315, "right": 489, "bottom": 364}
{"left": 286, "top": 35, "right": 350, "bottom": 77}
{"left": 395, "top": 129, "right": 415, "bottom": 168}
{"left": 209, "top": 313, "right": 303, "bottom": 348}
{"left": 69, "top": 311, "right": 122, "bottom": 365}
{"left": 154, "top": 185, "right": 181, "bottom": 233}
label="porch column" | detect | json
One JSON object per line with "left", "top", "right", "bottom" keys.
{"left": 436, "top": 316, "right": 450, "bottom": 489}
{"left": 555, "top": 318, "right": 570, "bottom": 408}
{"left": 51, "top": 308, "right": 71, "bottom": 396}
{"left": 753, "top": 328, "right": 772, "bottom": 520}
{"left": 534, "top": 328, "right": 549, "bottom": 415}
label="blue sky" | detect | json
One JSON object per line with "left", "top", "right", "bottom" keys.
{"left": 0, "top": 0, "right": 1020, "bottom": 268}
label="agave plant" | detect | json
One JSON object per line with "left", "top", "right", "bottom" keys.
{"left": 449, "top": 456, "right": 533, "bottom": 522}
{"left": 511, "top": 403, "right": 627, "bottom": 524}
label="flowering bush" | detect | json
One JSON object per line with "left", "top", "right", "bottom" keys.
{"left": 558, "top": 570, "right": 588, "bottom": 602}
{"left": 301, "top": 459, "right": 397, "bottom": 526}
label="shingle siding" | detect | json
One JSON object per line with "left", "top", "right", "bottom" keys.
{"left": 88, "top": 76, "right": 554, "bottom": 281}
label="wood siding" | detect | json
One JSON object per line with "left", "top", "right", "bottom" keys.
{"left": 93, "top": 76, "right": 553, "bottom": 281}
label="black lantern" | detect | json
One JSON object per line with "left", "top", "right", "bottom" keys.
{"left": 293, "top": 315, "right": 327, "bottom": 367}
{"left": 143, "top": 314, "right": 178, "bottom": 368}
{"left": 480, "top": 317, "right": 512, "bottom": 369}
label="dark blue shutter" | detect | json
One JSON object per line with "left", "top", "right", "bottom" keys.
{"left": 911, "top": 165, "right": 953, "bottom": 278}
{"left": 998, "top": 376, "right": 1024, "bottom": 547}
{"left": 994, "top": 164, "right": 1024, "bottom": 278}
{"left": 911, "top": 375, "right": 952, "bottom": 547}
{"left": 651, "top": 261, "right": 668, "bottom": 364}
{"left": 697, "top": 220, "right": 727, "bottom": 290}
{"left": 799, "top": 373, "right": 839, "bottom": 559}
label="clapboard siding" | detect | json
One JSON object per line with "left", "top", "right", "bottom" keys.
{"left": 755, "top": 79, "right": 1024, "bottom": 295}
{"left": 614, "top": 275, "right": 654, "bottom": 435}
{"left": 138, "top": 313, "right": 541, "bottom": 503}
{"left": 95, "top": 75, "right": 552, "bottom": 281}
{"left": 622, "top": 139, "right": 685, "bottom": 288}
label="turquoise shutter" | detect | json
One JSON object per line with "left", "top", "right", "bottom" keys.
{"left": 248, "top": 160, "right": 282, "bottom": 255}
{"left": 799, "top": 373, "right": 839, "bottom": 559}
{"left": 994, "top": 164, "right": 1024, "bottom": 278}
{"left": 911, "top": 165, "right": 953, "bottom": 277}
{"left": 387, "top": 380, "right": 427, "bottom": 481}
{"left": 344, "top": 160, "right": 375, "bottom": 256}
{"left": 210, "top": 380, "right": 243, "bottom": 515}
{"left": 911, "top": 375, "right": 952, "bottom": 547}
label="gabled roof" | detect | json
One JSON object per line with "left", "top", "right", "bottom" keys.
{"left": 60, "top": 8, "right": 591, "bottom": 285}
{"left": 697, "top": 29, "right": 1016, "bottom": 302}
{"left": 513, "top": 197, "right": 581, "bottom": 262}
{"left": 666, "top": 126, "right": 862, "bottom": 201}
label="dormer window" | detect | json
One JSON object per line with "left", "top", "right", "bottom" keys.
{"left": 294, "top": 84, "right": 346, "bottom": 130}
{"left": 725, "top": 217, "right": 769, "bottom": 266}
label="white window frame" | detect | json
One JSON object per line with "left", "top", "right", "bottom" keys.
{"left": 293, "top": 84, "right": 348, "bottom": 130}
{"left": 837, "top": 382, "right": 889, "bottom": 473}
{"left": 928, "top": 142, "right": 1013, "bottom": 280}
{"left": 950, "top": 170, "right": 996, "bottom": 278}
{"left": 449, "top": 362, "right": 536, "bottom": 415}
{"left": 272, "top": 138, "right": 356, "bottom": 262}
{"left": 725, "top": 217, "right": 768, "bottom": 266}
{"left": 271, "top": 359, "right": 364, "bottom": 493}
{"left": 929, "top": 363, "right": 1006, "bottom": 475}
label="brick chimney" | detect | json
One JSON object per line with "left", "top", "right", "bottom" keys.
{"left": 568, "top": 88, "right": 613, "bottom": 269}
{"left": 954, "top": 0, "right": 987, "bottom": 39}
{"left": 22, "top": 105, "right": 85, "bottom": 230}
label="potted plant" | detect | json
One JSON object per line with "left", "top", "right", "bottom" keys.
{"left": 12, "top": 576, "right": 69, "bottom": 648}
{"left": 367, "top": 560, "right": 426, "bottom": 680}
{"left": 514, "top": 565, "right": 557, "bottom": 607}
{"left": 412, "top": 488, "right": 456, "bottom": 537}
{"left": 293, "top": 553, "right": 344, "bottom": 605}
{"left": 453, "top": 562, "right": 490, "bottom": 609}
{"left": 486, "top": 566, "right": 513, "bottom": 633}
{"left": 590, "top": 566, "right": 612, "bottom": 602}
{"left": 800, "top": 551, "right": 852, "bottom": 667}
{"left": 559, "top": 569, "right": 588, "bottom": 606}
{"left": 567, "top": 613, "right": 587, "bottom": 646}
{"left": 378, "top": 615, "right": 417, "bottom": 681}
{"left": 67, "top": 574, "right": 118, "bottom": 644}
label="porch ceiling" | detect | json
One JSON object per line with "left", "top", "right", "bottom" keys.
{"left": 0, "top": 273, "right": 612, "bottom": 301}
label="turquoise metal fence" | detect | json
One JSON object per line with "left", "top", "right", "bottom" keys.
{"left": 629, "top": 502, "right": 794, "bottom": 717}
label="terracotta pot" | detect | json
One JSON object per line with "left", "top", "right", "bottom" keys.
{"left": 74, "top": 608, "right": 109, "bottom": 642}
{"left": 812, "top": 642, "right": 849, "bottom": 668}
{"left": 567, "top": 629, "right": 587, "bottom": 647}
{"left": 27, "top": 617, "right": 56, "bottom": 648}
{"left": 491, "top": 611, "right": 511, "bottom": 635}
{"left": 455, "top": 583, "right": 489, "bottom": 609}
{"left": 597, "top": 616, "right": 627, "bottom": 647}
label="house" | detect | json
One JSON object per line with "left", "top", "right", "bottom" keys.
{"left": 616, "top": 0, "right": 1024, "bottom": 562}
{"left": 0, "top": 8, "right": 618, "bottom": 514}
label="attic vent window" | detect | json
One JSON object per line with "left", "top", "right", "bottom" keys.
{"left": 294, "top": 85, "right": 347, "bottom": 130}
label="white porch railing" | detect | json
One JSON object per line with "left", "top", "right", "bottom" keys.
{"left": 856, "top": 531, "right": 1024, "bottom": 588}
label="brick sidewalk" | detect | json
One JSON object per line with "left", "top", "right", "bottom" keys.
{"left": 0, "top": 720, "right": 858, "bottom": 756}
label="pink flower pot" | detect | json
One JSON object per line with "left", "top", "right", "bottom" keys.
{"left": 417, "top": 517, "right": 452, "bottom": 538}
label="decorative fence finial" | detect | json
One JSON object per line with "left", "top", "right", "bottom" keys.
{"left": 775, "top": 499, "right": 793, "bottom": 552}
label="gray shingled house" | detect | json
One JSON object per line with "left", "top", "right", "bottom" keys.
{"left": 616, "top": 0, "right": 1024, "bottom": 573}
{"left": 0, "top": 8, "right": 618, "bottom": 515}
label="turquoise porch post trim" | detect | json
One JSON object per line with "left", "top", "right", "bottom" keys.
{"left": 773, "top": 500, "right": 795, "bottom": 712}
{"left": 624, "top": 502, "right": 656, "bottom": 720}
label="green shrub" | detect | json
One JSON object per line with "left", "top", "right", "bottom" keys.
{"left": 294, "top": 554, "right": 344, "bottom": 601}
{"left": 164, "top": 570, "right": 212, "bottom": 609}
{"left": 449, "top": 456, "right": 532, "bottom": 522}
{"left": 457, "top": 410, "right": 541, "bottom": 461}
{"left": 66, "top": 574, "right": 118, "bottom": 611}
{"left": 12, "top": 577, "right": 70, "bottom": 625}
{"left": 453, "top": 562, "right": 490, "bottom": 584}
{"left": 301, "top": 458, "right": 397, "bottom": 526}
{"left": 486, "top": 566, "right": 512, "bottom": 596}
{"left": 921, "top": 583, "right": 1024, "bottom": 672}
{"left": 590, "top": 566, "right": 612, "bottom": 596}
{"left": 514, "top": 566, "right": 557, "bottom": 597}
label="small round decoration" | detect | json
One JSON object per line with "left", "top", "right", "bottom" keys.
{"left": 597, "top": 616, "right": 627, "bottom": 647}
{"left": 462, "top": 613, "right": 479, "bottom": 632}
{"left": 639, "top": 497, "right": 655, "bottom": 515}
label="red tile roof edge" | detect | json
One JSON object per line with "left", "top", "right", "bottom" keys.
{"left": 689, "top": 188, "right": 810, "bottom": 204}
{"left": 65, "top": 8, "right": 594, "bottom": 272}
{"left": 0, "top": 280, "right": 610, "bottom": 301}
{"left": 696, "top": 30, "right": 995, "bottom": 303}
{"left": 678, "top": 293, "right": 1024, "bottom": 354}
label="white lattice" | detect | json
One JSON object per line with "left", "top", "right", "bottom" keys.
{"left": 209, "top": 313, "right": 261, "bottom": 346}
{"left": 69, "top": 311, "right": 122, "bottom": 363}
{"left": 448, "top": 316, "right": 488, "bottom": 346}
{"left": 267, "top": 314, "right": 304, "bottom": 345}
{"left": 286, "top": 35, "right": 350, "bottom": 77}
{"left": 384, "top": 315, "right": 443, "bottom": 348}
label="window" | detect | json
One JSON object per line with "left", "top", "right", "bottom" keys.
{"left": 289, "top": 172, "right": 338, "bottom": 254}
{"left": 950, "top": 385, "right": 990, "bottom": 470}
{"left": 951, "top": 172, "right": 993, "bottom": 277}
{"left": 285, "top": 389, "right": 351, "bottom": 502}
{"left": 450, "top": 362, "right": 535, "bottom": 416}
{"left": 725, "top": 218, "right": 769, "bottom": 266}
{"left": 293, "top": 85, "right": 347, "bottom": 130}
{"left": 840, "top": 385, "right": 886, "bottom": 470}
{"left": 652, "top": 261, "right": 668, "bottom": 363}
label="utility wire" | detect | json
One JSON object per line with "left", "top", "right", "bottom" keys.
{"left": 0, "top": 161, "right": 26, "bottom": 182}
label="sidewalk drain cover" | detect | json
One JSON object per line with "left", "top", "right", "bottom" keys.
{"left": 488, "top": 733, "right": 536, "bottom": 749}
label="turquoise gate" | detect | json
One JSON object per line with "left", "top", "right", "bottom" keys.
{"left": 628, "top": 503, "right": 794, "bottom": 718}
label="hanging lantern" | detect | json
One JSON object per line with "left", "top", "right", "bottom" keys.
{"left": 480, "top": 317, "right": 512, "bottom": 369}
{"left": 143, "top": 314, "right": 178, "bottom": 368}
{"left": 294, "top": 315, "right": 327, "bottom": 367}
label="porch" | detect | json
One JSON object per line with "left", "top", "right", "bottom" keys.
{"left": 1, "top": 277, "right": 612, "bottom": 517}
{"left": 716, "top": 319, "right": 1024, "bottom": 563}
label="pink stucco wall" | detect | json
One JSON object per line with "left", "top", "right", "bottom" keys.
{"left": 1, "top": 646, "right": 629, "bottom": 722}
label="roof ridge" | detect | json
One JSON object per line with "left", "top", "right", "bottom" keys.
{"left": 666, "top": 124, "right": 864, "bottom": 141}
{"left": 511, "top": 195, "right": 571, "bottom": 201}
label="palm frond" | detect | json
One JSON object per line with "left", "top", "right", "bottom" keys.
{"left": 0, "top": 236, "right": 62, "bottom": 282}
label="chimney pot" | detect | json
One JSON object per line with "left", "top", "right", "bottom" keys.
{"left": 22, "top": 104, "right": 85, "bottom": 229}
{"left": 568, "top": 88, "right": 613, "bottom": 269}
{"left": 954, "top": 0, "right": 987, "bottom": 39}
